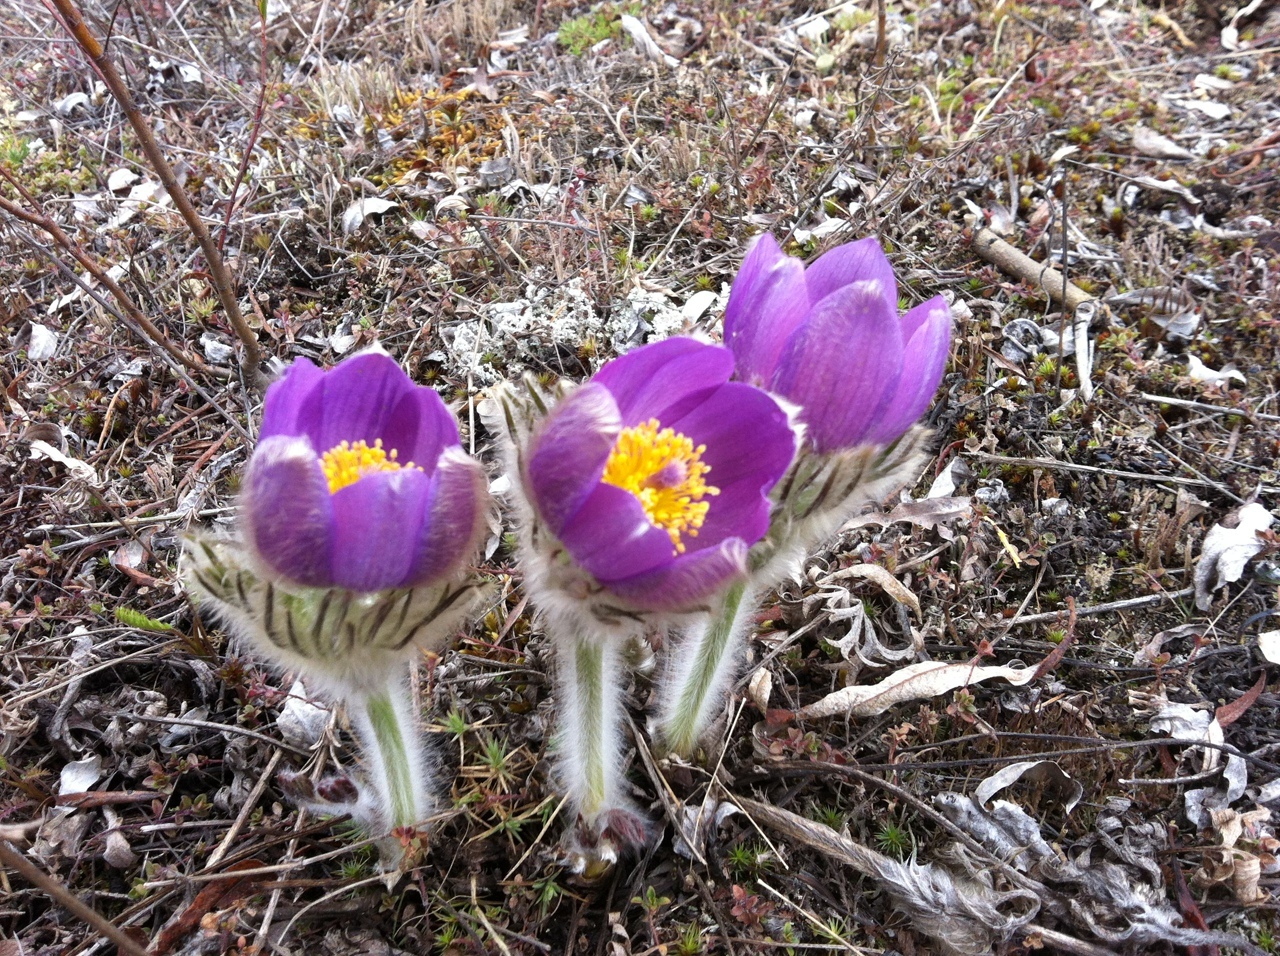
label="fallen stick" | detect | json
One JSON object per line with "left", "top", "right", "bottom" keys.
{"left": 971, "top": 225, "right": 1094, "bottom": 312}
{"left": 0, "top": 840, "right": 148, "bottom": 956}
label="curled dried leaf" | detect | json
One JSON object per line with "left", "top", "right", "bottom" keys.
{"left": 799, "top": 660, "right": 1037, "bottom": 719}
{"left": 974, "top": 760, "right": 1083, "bottom": 815}
{"left": 1194, "top": 502, "right": 1274, "bottom": 610}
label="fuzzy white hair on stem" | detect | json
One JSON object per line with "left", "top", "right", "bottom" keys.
{"left": 657, "top": 581, "right": 757, "bottom": 758}
{"left": 347, "top": 678, "right": 438, "bottom": 837}
{"left": 551, "top": 618, "right": 625, "bottom": 821}
{"left": 180, "top": 534, "right": 456, "bottom": 867}
{"left": 656, "top": 426, "right": 931, "bottom": 757}
{"left": 481, "top": 381, "right": 656, "bottom": 871}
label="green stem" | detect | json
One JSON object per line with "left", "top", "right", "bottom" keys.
{"left": 554, "top": 624, "right": 625, "bottom": 823}
{"left": 361, "top": 687, "right": 418, "bottom": 831}
{"left": 574, "top": 638, "right": 608, "bottom": 815}
{"left": 661, "top": 580, "right": 753, "bottom": 757}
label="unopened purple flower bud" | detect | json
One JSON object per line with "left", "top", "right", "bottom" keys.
{"left": 724, "top": 234, "right": 952, "bottom": 453}
{"left": 182, "top": 352, "right": 491, "bottom": 855}
{"left": 242, "top": 352, "right": 486, "bottom": 593}
{"left": 183, "top": 352, "right": 489, "bottom": 694}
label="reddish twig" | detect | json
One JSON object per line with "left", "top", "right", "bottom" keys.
{"left": 1209, "top": 129, "right": 1280, "bottom": 181}
{"left": 0, "top": 840, "right": 148, "bottom": 956}
{"left": 46, "top": 0, "right": 265, "bottom": 388}
{"left": 873, "top": 0, "right": 887, "bottom": 67}
{"left": 1215, "top": 671, "right": 1267, "bottom": 728}
{"left": 1033, "top": 595, "right": 1077, "bottom": 679}
{"left": 54, "top": 790, "right": 162, "bottom": 809}
{"left": 0, "top": 169, "right": 210, "bottom": 376}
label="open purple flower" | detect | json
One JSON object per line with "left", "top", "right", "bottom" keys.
{"left": 242, "top": 352, "right": 486, "bottom": 593}
{"left": 523, "top": 338, "right": 795, "bottom": 612}
{"left": 723, "top": 234, "right": 951, "bottom": 453}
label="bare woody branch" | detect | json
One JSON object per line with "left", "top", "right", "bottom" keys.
{"left": 0, "top": 840, "right": 149, "bottom": 956}
{"left": 0, "top": 170, "right": 212, "bottom": 377}
{"left": 970, "top": 224, "right": 1094, "bottom": 312}
{"left": 46, "top": 0, "right": 265, "bottom": 388}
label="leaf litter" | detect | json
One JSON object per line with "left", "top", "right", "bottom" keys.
{"left": 3, "top": 0, "right": 1280, "bottom": 951}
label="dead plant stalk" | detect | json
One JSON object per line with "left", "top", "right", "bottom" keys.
{"left": 0, "top": 840, "right": 148, "bottom": 956}
{"left": 47, "top": 0, "right": 265, "bottom": 388}
{"left": 0, "top": 177, "right": 209, "bottom": 376}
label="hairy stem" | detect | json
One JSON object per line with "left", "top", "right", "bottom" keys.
{"left": 558, "top": 629, "right": 623, "bottom": 821}
{"left": 659, "top": 580, "right": 755, "bottom": 757}
{"left": 351, "top": 679, "right": 427, "bottom": 832}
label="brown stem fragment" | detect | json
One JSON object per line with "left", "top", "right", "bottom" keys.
{"left": 970, "top": 225, "right": 1094, "bottom": 312}
{"left": 0, "top": 840, "right": 148, "bottom": 956}
{"left": 874, "top": 0, "right": 887, "bottom": 67}
{"left": 0, "top": 178, "right": 210, "bottom": 377}
{"left": 46, "top": 0, "right": 265, "bottom": 389}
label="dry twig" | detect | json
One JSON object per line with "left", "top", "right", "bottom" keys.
{"left": 46, "top": 0, "right": 265, "bottom": 388}
{"left": 0, "top": 840, "right": 148, "bottom": 956}
{"left": 0, "top": 173, "right": 210, "bottom": 376}
{"left": 970, "top": 225, "right": 1094, "bottom": 311}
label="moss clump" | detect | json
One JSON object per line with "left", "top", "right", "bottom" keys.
{"left": 558, "top": 4, "right": 641, "bottom": 55}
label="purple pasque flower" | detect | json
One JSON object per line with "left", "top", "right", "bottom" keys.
{"left": 523, "top": 338, "right": 795, "bottom": 612}
{"left": 723, "top": 233, "right": 951, "bottom": 453}
{"left": 242, "top": 352, "right": 486, "bottom": 593}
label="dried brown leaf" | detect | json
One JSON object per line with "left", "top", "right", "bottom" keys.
{"left": 799, "top": 660, "right": 1037, "bottom": 719}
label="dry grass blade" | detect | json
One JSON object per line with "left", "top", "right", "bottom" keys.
{"left": 734, "top": 797, "right": 1040, "bottom": 956}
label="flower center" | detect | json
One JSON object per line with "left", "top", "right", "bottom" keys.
{"left": 320, "top": 439, "right": 417, "bottom": 493}
{"left": 601, "top": 418, "right": 719, "bottom": 554}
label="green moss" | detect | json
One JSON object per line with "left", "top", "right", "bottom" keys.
{"left": 558, "top": 5, "right": 639, "bottom": 54}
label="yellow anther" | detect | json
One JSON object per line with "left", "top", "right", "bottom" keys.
{"left": 601, "top": 419, "right": 719, "bottom": 554}
{"left": 320, "top": 439, "right": 418, "bottom": 493}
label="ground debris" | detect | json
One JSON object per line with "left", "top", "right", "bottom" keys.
{"left": 3, "top": 0, "right": 1280, "bottom": 950}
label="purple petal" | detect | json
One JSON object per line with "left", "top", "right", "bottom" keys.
{"left": 666, "top": 382, "right": 794, "bottom": 548}
{"left": 241, "top": 436, "right": 334, "bottom": 587}
{"left": 773, "top": 281, "right": 905, "bottom": 452}
{"left": 380, "top": 385, "right": 461, "bottom": 470}
{"left": 260, "top": 358, "right": 324, "bottom": 440}
{"left": 404, "top": 447, "right": 488, "bottom": 586}
{"left": 525, "top": 383, "right": 622, "bottom": 536}
{"left": 592, "top": 338, "right": 733, "bottom": 426}
{"left": 557, "top": 483, "right": 674, "bottom": 583}
{"left": 604, "top": 539, "right": 748, "bottom": 612}
{"left": 803, "top": 236, "right": 898, "bottom": 311}
{"left": 723, "top": 234, "right": 810, "bottom": 384}
{"left": 294, "top": 352, "right": 419, "bottom": 455}
{"left": 329, "top": 468, "right": 431, "bottom": 592}
{"left": 866, "top": 296, "right": 952, "bottom": 444}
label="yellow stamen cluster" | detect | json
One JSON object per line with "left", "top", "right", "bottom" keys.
{"left": 320, "top": 439, "right": 417, "bottom": 493}
{"left": 602, "top": 419, "right": 719, "bottom": 554}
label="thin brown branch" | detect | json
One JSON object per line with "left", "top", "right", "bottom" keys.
{"left": 0, "top": 175, "right": 210, "bottom": 377}
{"left": 873, "top": 0, "right": 887, "bottom": 67}
{"left": 46, "top": 0, "right": 265, "bottom": 388}
{"left": 0, "top": 840, "right": 149, "bottom": 956}
{"left": 218, "top": 1, "right": 271, "bottom": 254}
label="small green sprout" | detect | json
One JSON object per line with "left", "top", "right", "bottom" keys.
{"left": 875, "top": 819, "right": 913, "bottom": 858}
